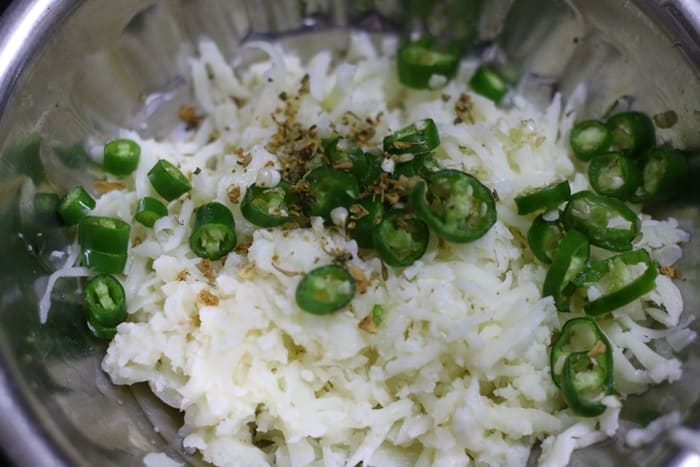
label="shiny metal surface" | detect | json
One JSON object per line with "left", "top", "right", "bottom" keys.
{"left": 0, "top": 1, "right": 698, "bottom": 466}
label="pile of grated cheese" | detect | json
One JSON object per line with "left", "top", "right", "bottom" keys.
{"left": 90, "top": 33, "right": 692, "bottom": 466}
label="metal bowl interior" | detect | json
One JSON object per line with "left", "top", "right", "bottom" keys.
{"left": 0, "top": 1, "right": 699, "bottom": 466}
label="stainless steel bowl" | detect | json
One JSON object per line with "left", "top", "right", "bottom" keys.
{"left": 0, "top": 1, "right": 699, "bottom": 466}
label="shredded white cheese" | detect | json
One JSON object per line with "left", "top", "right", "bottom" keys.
{"left": 625, "top": 411, "right": 682, "bottom": 447}
{"left": 143, "top": 452, "right": 184, "bottom": 467}
{"left": 671, "top": 426, "right": 700, "bottom": 454}
{"left": 65, "top": 33, "right": 693, "bottom": 466}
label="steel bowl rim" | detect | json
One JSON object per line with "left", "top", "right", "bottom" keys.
{"left": 0, "top": 1, "right": 698, "bottom": 466}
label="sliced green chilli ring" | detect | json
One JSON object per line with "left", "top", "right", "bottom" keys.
{"left": 189, "top": 202, "right": 237, "bottom": 260}
{"left": 241, "top": 182, "right": 293, "bottom": 228}
{"left": 373, "top": 210, "right": 429, "bottom": 267}
{"left": 103, "top": 138, "right": 141, "bottom": 176}
{"left": 606, "top": 111, "right": 655, "bottom": 158}
{"left": 551, "top": 317, "right": 614, "bottom": 417}
{"left": 134, "top": 196, "right": 168, "bottom": 228}
{"left": 588, "top": 152, "right": 641, "bottom": 200}
{"left": 58, "top": 186, "right": 96, "bottom": 226}
{"left": 410, "top": 169, "right": 496, "bottom": 243}
{"left": 469, "top": 64, "right": 508, "bottom": 103}
{"left": 83, "top": 274, "right": 127, "bottom": 327}
{"left": 397, "top": 36, "right": 460, "bottom": 90}
{"left": 550, "top": 316, "right": 613, "bottom": 389}
{"left": 514, "top": 180, "right": 571, "bottom": 215}
{"left": 302, "top": 167, "right": 360, "bottom": 219}
{"left": 634, "top": 146, "right": 689, "bottom": 203}
{"left": 147, "top": 159, "right": 192, "bottom": 201}
{"left": 295, "top": 264, "right": 356, "bottom": 315}
{"left": 78, "top": 216, "right": 131, "bottom": 254}
{"left": 569, "top": 120, "right": 612, "bottom": 161}
{"left": 561, "top": 191, "right": 640, "bottom": 252}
